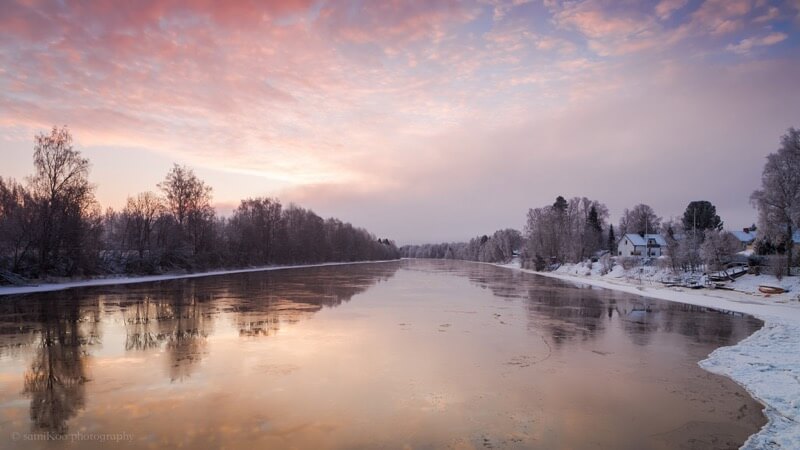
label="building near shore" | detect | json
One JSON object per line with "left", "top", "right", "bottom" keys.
{"left": 617, "top": 234, "right": 667, "bottom": 258}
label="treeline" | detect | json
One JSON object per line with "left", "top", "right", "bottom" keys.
{"left": 0, "top": 126, "right": 398, "bottom": 280}
{"left": 399, "top": 229, "right": 522, "bottom": 263}
{"left": 523, "top": 196, "right": 744, "bottom": 272}
{"left": 402, "top": 128, "right": 800, "bottom": 277}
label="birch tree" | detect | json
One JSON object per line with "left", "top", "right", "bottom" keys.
{"left": 751, "top": 128, "right": 800, "bottom": 276}
{"left": 28, "top": 126, "right": 97, "bottom": 275}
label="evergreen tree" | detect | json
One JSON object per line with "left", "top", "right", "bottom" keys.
{"left": 553, "top": 196, "right": 567, "bottom": 212}
{"left": 682, "top": 200, "right": 722, "bottom": 233}
{"left": 587, "top": 206, "right": 602, "bottom": 233}
{"left": 607, "top": 224, "right": 616, "bottom": 253}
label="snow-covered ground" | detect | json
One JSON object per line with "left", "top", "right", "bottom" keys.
{"left": 495, "top": 259, "right": 800, "bottom": 449}
{"left": 0, "top": 260, "right": 398, "bottom": 297}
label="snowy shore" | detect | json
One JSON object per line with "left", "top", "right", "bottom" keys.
{"left": 494, "top": 260, "right": 800, "bottom": 449}
{"left": 0, "top": 259, "right": 399, "bottom": 297}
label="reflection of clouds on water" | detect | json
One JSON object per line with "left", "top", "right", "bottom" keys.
{"left": 0, "top": 260, "right": 764, "bottom": 446}
{"left": 0, "top": 263, "right": 401, "bottom": 435}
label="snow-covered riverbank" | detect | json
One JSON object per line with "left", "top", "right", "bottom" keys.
{"left": 494, "top": 260, "right": 800, "bottom": 449}
{"left": 0, "top": 260, "right": 399, "bottom": 297}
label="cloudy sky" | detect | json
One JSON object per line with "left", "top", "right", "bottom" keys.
{"left": 2, "top": 0, "right": 799, "bottom": 243}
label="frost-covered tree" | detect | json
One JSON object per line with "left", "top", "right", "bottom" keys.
{"left": 750, "top": 128, "right": 800, "bottom": 276}
{"left": 524, "top": 196, "right": 608, "bottom": 265}
{"left": 227, "top": 197, "right": 283, "bottom": 264}
{"left": 661, "top": 218, "right": 683, "bottom": 272}
{"left": 29, "top": 126, "right": 99, "bottom": 275}
{"left": 700, "top": 230, "right": 740, "bottom": 272}
{"left": 158, "top": 165, "right": 214, "bottom": 256}
{"left": 619, "top": 204, "right": 661, "bottom": 236}
{"left": 677, "top": 232, "right": 703, "bottom": 272}
{"left": 122, "top": 192, "right": 164, "bottom": 258}
{"left": 0, "top": 177, "right": 36, "bottom": 273}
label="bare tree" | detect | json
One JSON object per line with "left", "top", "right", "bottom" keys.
{"left": 751, "top": 128, "right": 800, "bottom": 276}
{"left": 158, "top": 165, "right": 214, "bottom": 256}
{"left": 2, "top": 128, "right": 399, "bottom": 277}
{"left": 227, "top": 197, "right": 283, "bottom": 264}
{"left": 700, "top": 230, "right": 740, "bottom": 272}
{"left": 123, "top": 192, "right": 164, "bottom": 258}
{"left": 661, "top": 219, "right": 686, "bottom": 272}
{"left": 158, "top": 165, "right": 211, "bottom": 227}
{"left": 677, "top": 231, "right": 703, "bottom": 272}
{"left": 524, "top": 196, "right": 608, "bottom": 265}
{"left": 28, "top": 126, "right": 97, "bottom": 275}
{"left": 619, "top": 204, "right": 661, "bottom": 236}
{"left": 0, "top": 177, "right": 36, "bottom": 273}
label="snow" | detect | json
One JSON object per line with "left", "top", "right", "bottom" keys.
{"left": 494, "top": 259, "right": 800, "bottom": 449}
{"left": 622, "top": 233, "right": 667, "bottom": 246}
{"left": 731, "top": 230, "right": 757, "bottom": 244}
{"left": 0, "top": 260, "right": 398, "bottom": 297}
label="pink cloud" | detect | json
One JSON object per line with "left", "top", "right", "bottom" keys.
{"left": 655, "top": 0, "right": 688, "bottom": 20}
{"left": 726, "top": 31, "right": 788, "bottom": 54}
{"left": 1, "top": 0, "right": 798, "bottom": 243}
{"left": 319, "top": 0, "right": 476, "bottom": 46}
{"left": 547, "top": 0, "right": 665, "bottom": 56}
{"left": 689, "top": 0, "right": 754, "bottom": 35}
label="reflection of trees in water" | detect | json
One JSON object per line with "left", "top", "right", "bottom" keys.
{"left": 440, "top": 260, "right": 610, "bottom": 346}
{"left": 416, "top": 259, "right": 761, "bottom": 349}
{"left": 659, "top": 303, "right": 752, "bottom": 345}
{"left": 228, "top": 265, "right": 399, "bottom": 337}
{"left": 0, "top": 263, "right": 401, "bottom": 433}
{"left": 0, "top": 299, "right": 40, "bottom": 358}
{"left": 523, "top": 286, "right": 607, "bottom": 346}
{"left": 18, "top": 293, "right": 99, "bottom": 434}
{"left": 117, "top": 264, "right": 399, "bottom": 377}
{"left": 119, "top": 283, "right": 213, "bottom": 382}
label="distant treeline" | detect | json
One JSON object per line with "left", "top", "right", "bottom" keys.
{"left": 402, "top": 128, "right": 800, "bottom": 276}
{"left": 0, "top": 126, "right": 399, "bottom": 280}
{"left": 399, "top": 229, "right": 522, "bottom": 263}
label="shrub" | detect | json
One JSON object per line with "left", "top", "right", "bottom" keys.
{"left": 770, "top": 255, "right": 787, "bottom": 281}
{"left": 619, "top": 257, "right": 639, "bottom": 270}
{"left": 599, "top": 254, "right": 614, "bottom": 275}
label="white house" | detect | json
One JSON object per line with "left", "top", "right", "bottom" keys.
{"left": 731, "top": 229, "right": 757, "bottom": 251}
{"left": 617, "top": 233, "right": 667, "bottom": 258}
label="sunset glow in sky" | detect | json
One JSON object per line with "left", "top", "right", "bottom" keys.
{"left": 2, "top": 0, "right": 800, "bottom": 243}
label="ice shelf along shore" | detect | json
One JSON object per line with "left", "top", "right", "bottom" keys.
{"left": 494, "top": 260, "right": 800, "bottom": 450}
{"left": 0, "top": 260, "right": 399, "bottom": 297}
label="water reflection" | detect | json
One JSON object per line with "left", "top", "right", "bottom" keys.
{"left": 0, "top": 264, "right": 398, "bottom": 436}
{"left": 117, "top": 285, "right": 214, "bottom": 381}
{"left": 16, "top": 294, "right": 99, "bottom": 434}
{"left": 437, "top": 261, "right": 760, "bottom": 350}
{"left": 0, "top": 261, "right": 765, "bottom": 449}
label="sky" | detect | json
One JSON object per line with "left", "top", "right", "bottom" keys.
{"left": 1, "top": 0, "right": 800, "bottom": 244}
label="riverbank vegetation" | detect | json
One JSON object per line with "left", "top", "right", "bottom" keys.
{"left": 0, "top": 127, "right": 398, "bottom": 281}
{"left": 402, "top": 128, "right": 800, "bottom": 277}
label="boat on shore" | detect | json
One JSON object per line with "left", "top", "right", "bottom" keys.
{"left": 758, "top": 285, "right": 786, "bottom": 294}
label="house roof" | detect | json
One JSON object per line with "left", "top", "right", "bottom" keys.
{"left": 620, "top": 233, "right": 666, "bottom": 246}
{"left": 731, "top": 230, "right": 757, "bottom": 243}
